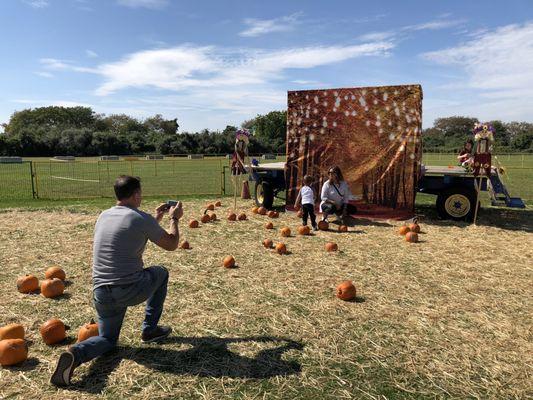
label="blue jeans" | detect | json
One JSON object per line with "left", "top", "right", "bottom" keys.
{"left": 70, "top": 266, "right": 169, "bottom": 364}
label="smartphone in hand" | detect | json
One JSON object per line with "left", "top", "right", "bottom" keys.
{"left": 164, "top": 200, "right": 178, "bottom": 210}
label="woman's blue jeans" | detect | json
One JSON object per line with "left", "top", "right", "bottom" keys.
{"left": 70, "top": 266, "right": 169, "bottom": 364}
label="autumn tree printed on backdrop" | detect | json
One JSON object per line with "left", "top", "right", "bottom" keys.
{"left": 286, "top": 85, "right": 423, "bottom": 211}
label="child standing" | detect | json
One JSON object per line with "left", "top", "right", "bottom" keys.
{"left": 295, "top": 175, "right": 318, "bottom": 231}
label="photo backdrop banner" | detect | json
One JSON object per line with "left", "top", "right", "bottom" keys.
{"left": 286, "top": 84, "right": 423, "bottom": 211}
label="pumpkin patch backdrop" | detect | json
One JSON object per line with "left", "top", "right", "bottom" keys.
{"left": 286, "top": 84, "right": 423, "bottom": 213}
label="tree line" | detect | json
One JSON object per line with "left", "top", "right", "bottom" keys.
{"left": 0, "top": 107, "right": 531, "bottom": 156}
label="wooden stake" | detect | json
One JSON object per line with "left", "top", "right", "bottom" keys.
{"left": 473, "top": 176, "right": 482, "bottom": 225}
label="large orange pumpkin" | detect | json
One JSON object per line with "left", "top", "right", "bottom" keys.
{"left": 265, "top": 222, "right": 274, "bottom": 229}
{"left": 223, "top": 255, "right": 236, "bottom": 268}
{"left": 189, "top": 219, "right": 199, "bottom": 228}
{"left": 77, "top": 319, "right": 99, "bottom": 343}
{"left": 206, "top": 203, "right": 215, "bottom": 211}
{"left": 398, "top": 225, "right": 410, "bottom": 235}
{"left": 0, "top": 324, "right": 25, "bottom": 341}
{"left": 263, "top": 239, "right": 273, "bottom": 248}
{"left": 210, "top": 213, "right": 217, "bottom": 221}
{"left": 227, "top": 212, "right": 237, "bottom": 221}
{"left": 336, "top": 281, "right": 356, "bottom": 301}
{"left": 0, "top": 339, "right": 28, "bottom": 366}
{"left": 325, "top": 242, "right": 338, "bottom": 252}
{"left": 409, "top": 223, "right": 421, "bottom": 233}
{"left": 40, "top": 318, "right": 66, "bottom": 345}
{"left": 252, "top": 206, "right": 259, "bottom": 214}
{"left": 275, "top": 243, "right": 287, "bottom": 255}
{"left": 258, "top": 207, "right": 267, "bottom": 215}
{"left": 201, "top": 214, "right": 210, "bottom": 223}
{"left": 338, "top": 225, "right": 348, "bottom": 232}
{"left": 16, "top": 274, "right": 39, "bottom": 294}
{"left": 405, "top": 232, "right": 419, "bottom": 243}
{"left": 215, "top": 201, "right": 222, "bottom": 207}
{"left": 40, "top": 278, "right": 65, "bottom": 298}
{"left": 180, "top": 241, "right": 190, "bottom": 249}
{"left": 318, "top": 220, "right": 329, "bottom": 231}
{"left": 238, "top": 213, "right": 247, "bottom": 221}
{"left": 45, "top": 266, "right": 66, "bottom": 281}
{"left": 297, "top": 226, "right": 311, "bottom": 235}
{"left": 280, "top": 227, "right": 291, "bottom": 237}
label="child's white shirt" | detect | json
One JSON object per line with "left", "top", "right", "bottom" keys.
{"left": 300, "top": 185, "right": 315, "bottom": 205}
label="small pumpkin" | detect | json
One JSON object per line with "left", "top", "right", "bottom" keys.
{"left": 252, "top": 206, "right": 259, "bottom": 214}
{"left": 201, "top": 214, "right": 210, "bottom": 223}
{"left": 180, "top": 241, "right": 190, "bottom": 249}
{"left": 258, "top": 207, "right": 267, "bottom": 215}
{"left": 77, "top": 319, "right": 99, "bottom": 343}
{"left": 297, "top": 226, "right": 311, "bottom": 235}
{"left": 227, "top": 212, "right": 237, "bottom": 221}
{"left": 325, "top": 242, "right": 338, "bottom": 252}
{"left": 275, "top": 243, "right": 287, "bottom": 255}
{"left": 189, "top": 219, "right": 199, "bottom": 228}
{"left": 318, "top": 220, "right": 329, "bottom": 231}
{"left": 16, "top": 274, "right": 39, "bottom": 294}
{"left": 0, "top": 339, "right": 28, "bottom": 366}
{"left": 210, "top": 213, "right": 217, "bottom": 221}
{"left": 338, "top": 225, "right": 348, "bottom": 232}
{"left": 280, "top": 227, "right": 291, "bottom": 237}
{"left": 40, "top": 318, "right": 66, "bottom": 345}
{"left": 45, "top": 266, "right": 66, "bottom": 281}
{"left": 206, "top": 203, "right": 215, "bottom": 211}
{"left": 215, "top": 200, "right": 222, "bottom": 207}
{"left": 336, "top": 281, "right": 356, "bottom": 301}
{"left": 398, "top": 225, "right": 410, "bottom": 235}
{"left": 297, "top": 210, "right": 303, "bottom": 218}
{"left": 265, "top": 222, "right": 274, "bottom": 229}
{"left": 0, "top": 324, "right": 25, "bottom": 341}
{"left": 40, "top": 278, "right": 65, "bottom": 299}
{"left": 238, "top": 213, "right": 247, "bottom": 221}
{"left": 273, "top": 211, "right": 280, "bottom": 218}
{"left": 405, "top": 232, "right": 419, "bottom": 243}
{"left": 263, "top": 239, "right": 273, "bottom": 248}
{"left": 223, "top": 255, "right": 236, "bottom": 268}
{"left": 409, "top": 223, "right": 420, "bottom": 233}
{"left": 267, "top": 210, "right": 277, "bottom": 218}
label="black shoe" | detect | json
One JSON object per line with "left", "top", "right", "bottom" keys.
{"left": 50, "top": 350, "right": 79, "bottom": 387}
{"left": 141, "top": 326, "right": 172, "bottom": 343}
{"left": 312, "top": 225, "right": 318, "bottom": 231}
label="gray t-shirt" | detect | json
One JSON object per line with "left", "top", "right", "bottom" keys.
{"left": 92, "top": 206, "right": 165, "bottom": 289}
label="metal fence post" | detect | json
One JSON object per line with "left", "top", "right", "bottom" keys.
{"left": 29, "top": 161, "right": 36, "bottom": 199}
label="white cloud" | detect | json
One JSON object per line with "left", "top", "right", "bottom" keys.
{"left": 86, "top": 49, "right": 98, "bottom": 58}
{"left": 239, "top": 13, "right": 302, "bottom": 37}
{"left": 116, "top": 0, "right": 168, "bottom": 9}
{"left": 403, "top": 19, "right": 464, "bottom": 32}
{"left": 34, "top": 71, "right": 54, "bottom": 78}
{"left": 40, "top": 58, "right": 97, "bottom": 73}
{"left": 23, "top": 0, "right": 49, "bottom": 8}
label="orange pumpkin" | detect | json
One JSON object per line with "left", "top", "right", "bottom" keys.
{"left": 336, "top": 281, "right": 356, "bottom": 301}
{"left": 223, "top": 255, "right": 236, "bottom": 268}
{"left": 297, "top": 210, "right": 303, "bottom": 218}
{"left": 0, "top": 339, "right": 28, "bottom": 366}
{"left": 227, "top": 213, "right": 237, "bottom": 221}
{"left": 267, "top": 210, "right": 277, "bottom": 218}
{"left": 201, "top": 214, "right": 210, "bottom": 223}
{"left": 180, "top": 241, "right": 190, "bottom": 249}
{"left": 297, "top": 226, "right": 311, "bottom": 235}
{"left": 189, "top": 219, "right": 199, "bottom": 228}
{"left": 265, "top": 222, "right": 274, "bottom": 229}
{"left": 238, "top": 213, "right": 247, "bottom": 221}
{"left": 338, "top": 225, "right": 348, "bottom": 232}
{"left": 210, "top": 213, "right": 217, "bottom": 221}
{"left": 40, "top": 318, "right": 66, "bottom": 345}
{"left": 40, "top": 278, "right": 65, "bottom": 298}
{"left": 273, "top": 211, "right": 280, "bottom": 218}
{"left": 325, "top": 242, "right": 338, "bottom": 252}
{"left": 45, "top": 266, "right": 66, "bottom": 281}
{"left": 275, "top": 243, "right": 287, "bottom": 255}
{"left": 215, "top": 201, "right": 222, "bottom": 207}
{"left": 263, "top": 239, "right": 273, "bottom": 248}
{"left": 398, "top": 225, "right": 410, "bottom": 235}
{"left": 318, "top": 220, "right": 329, "bottom": 231}
{"left": 77, "top": 319, "right": 99, "bottom": 343}
{"left": 252, "top": 206, "right": 259, "bottom": 214}
{"left": 280, "top": 227, "right": 291, "bottom": 237}
{"left": 405, "top": 232, "right": 419, "bottom": 243}
{"left": 0, "top": 324, "right": 25, "bottom": 341}
{"left": 16, "top": 274, "right": 39, "bottom": 294}
{"left": 409, "top": 223, "right": 420, "bottom": 233}
{"left": 206, "top": 203, "right": 215, "bottom": 211}
{"left": 258, "top": 207, "right": 267, "bottom": 215}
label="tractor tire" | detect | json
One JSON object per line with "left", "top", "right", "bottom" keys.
{"left": 436, "top": 187, "right": 478, "bottom": 221}
{"left": 254, "top": 180, "right": 274, "bottom": 209}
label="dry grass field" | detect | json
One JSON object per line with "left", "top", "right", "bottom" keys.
{"left": 0, "top": 199, "right": 532, "bottom": 399}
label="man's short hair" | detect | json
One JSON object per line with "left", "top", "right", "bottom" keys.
{"left": 114, "top": 175, "right": 141, "bottom": 200}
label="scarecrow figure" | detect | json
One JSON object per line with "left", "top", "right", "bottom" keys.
{"left": 230, "top": 129, "right": 250, "bottom": 208}
{"left": 472, "top": 122, "right": 494, "bottom": 177}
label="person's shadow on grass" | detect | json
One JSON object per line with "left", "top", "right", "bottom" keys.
{"left": 72, "top": 335, "right": 304, "bottom": 394}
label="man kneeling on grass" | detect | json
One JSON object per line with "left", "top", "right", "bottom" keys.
{"left": 51, "top": 175, "right": 183, "bottom": 387}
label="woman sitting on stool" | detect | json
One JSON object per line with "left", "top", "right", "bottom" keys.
{"left": 320, "top": 166, "right": 357, "bottom": 223}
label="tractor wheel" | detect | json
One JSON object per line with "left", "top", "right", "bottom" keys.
{"left": 254, "top": 181, "right": 274, "bottom": 209}
{"left": 436, "top": 187, "right": 478, "bottom": 221}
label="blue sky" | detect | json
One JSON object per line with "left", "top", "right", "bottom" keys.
{"left": 1, "top": 0, "right": 532, "bottom": 132}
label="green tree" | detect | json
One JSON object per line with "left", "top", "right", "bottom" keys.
{"left": 242, "top": 111, "right": 286, "bottom": 153}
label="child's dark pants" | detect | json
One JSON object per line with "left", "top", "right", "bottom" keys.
{"left": 302, "top": 204, "right": 317, "bottom": 228}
